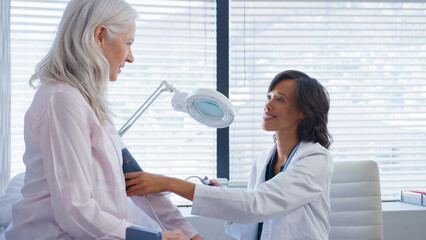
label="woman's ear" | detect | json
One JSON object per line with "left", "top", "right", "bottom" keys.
{"left": 299, "top": 111, "right": 305, "bottom": 120}
{"left": 94, "top": 24, "right": 107, "bottom": 47}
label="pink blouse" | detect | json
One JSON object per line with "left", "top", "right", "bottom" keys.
{"left": 6, "top": 83, "right": 197, "bottom": 240}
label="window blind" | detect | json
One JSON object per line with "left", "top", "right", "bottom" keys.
{"left": 229, "top": 0, "right": 426, "bottom": 200}
{"left": 1, "top": 0, "right": 11, "bottom": 195}
{"left": 115, "top": 0, "right": 217, "bottom": 205}
{"left": 10, "top": 0, "right": 217, "bottom": 205}
{"left": 9, "top": 0, "right": 66, "bottom": 177}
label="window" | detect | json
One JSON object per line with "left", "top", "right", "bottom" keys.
{"left": 10, "top": 0, "right": 216, "bottom": 205}
{"left": 229, "top": 0, "right": 426, "bottom": 200}
{"left": 7, "top": 0, "right": 426, "bottom": 202}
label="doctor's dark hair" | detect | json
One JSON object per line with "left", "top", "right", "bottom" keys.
{"left": 268, "top": 70, "right": 332, "bottom": 149}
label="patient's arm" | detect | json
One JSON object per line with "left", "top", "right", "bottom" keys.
{"left": 122, "top": 150, "right": 203, "bottom": 240}
{"left": 130, "top": 190, "right": 198, "bottom": 239}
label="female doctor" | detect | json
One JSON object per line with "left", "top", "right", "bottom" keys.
{"left": 125, "top": 70, "right": 333, "bottom": 240}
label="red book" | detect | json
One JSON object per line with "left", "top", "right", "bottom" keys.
{"left": 408, "top": 189, "right": 426, "bottom": 194}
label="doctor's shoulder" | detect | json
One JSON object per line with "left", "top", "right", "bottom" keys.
{"left": 296, "top": 141, "right": 332, "bottom": 164}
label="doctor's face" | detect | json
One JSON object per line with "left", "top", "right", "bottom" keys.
{"left": 262, "top": 79, "right": 304, "bottom": 133}
{"left": 99, "top": 22, "right": 136, "bottom": 81}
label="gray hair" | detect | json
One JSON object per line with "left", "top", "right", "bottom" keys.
{"left": 30, "top": 0, "right": 138, "bottom": 124}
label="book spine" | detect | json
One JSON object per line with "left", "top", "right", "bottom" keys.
{"left": 422, "top": 194, "right": 426, "bottom": 207}
{"left": 401, "top": 190, "right": 423, "bottom": 206}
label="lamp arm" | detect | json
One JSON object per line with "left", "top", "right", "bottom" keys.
{"left": 118, "top": 81, "right": 175, "bottom": 137}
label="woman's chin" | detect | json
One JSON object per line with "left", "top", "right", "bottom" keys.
{"left": 109, "top": 75, "right": 118, "bottom": 82}
{"left": 262, "top": 123, "right": 273, "bottom": 131}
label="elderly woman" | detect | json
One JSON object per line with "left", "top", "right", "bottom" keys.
{"left": 5, "top": 0, "right": 202, "bottom": 239}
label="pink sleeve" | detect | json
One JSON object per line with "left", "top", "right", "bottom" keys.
{"left": 131, "top": 194, "right": 198, "bottom": 239}
{"left": 35, "top": 92, "right": 132, "bottom": 239}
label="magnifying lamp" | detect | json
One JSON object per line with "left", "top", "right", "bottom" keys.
{"left": 119, "top": 81, "right": 234, "bottom": 231}
{"left": 118, "top": 81, "right": 235, "bottom": 137}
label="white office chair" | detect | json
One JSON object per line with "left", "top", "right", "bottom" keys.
{"left": 329, "top": 160, "right": 383, "bottom": 240}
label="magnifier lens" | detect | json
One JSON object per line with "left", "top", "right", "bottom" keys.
{"left": 195, "top": 100, "right": 225, "bottom": 119}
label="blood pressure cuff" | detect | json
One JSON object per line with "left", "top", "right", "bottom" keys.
{"left": 126, "top": 226, "right": 162, "bottom": 240}
{"left": 122, "top": 147, "right": 143, "bottom": 189}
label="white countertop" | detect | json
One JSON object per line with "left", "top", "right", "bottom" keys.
{"left": 382, "top": 201, "right": 426, "bottom": 212}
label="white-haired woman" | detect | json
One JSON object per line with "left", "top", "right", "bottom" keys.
{"left": 5, "top": 0, "right": 202, "bottom": 239}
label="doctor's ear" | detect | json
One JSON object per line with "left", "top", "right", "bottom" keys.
{"left": 94, "top": 24, "right": 107, "bottom": 47}
{"left": 299, "top": 112, "right": 305, "bottom": 120}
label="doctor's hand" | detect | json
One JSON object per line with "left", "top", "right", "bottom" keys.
{"left": 125, "top": 172, "right": 197, "bottom": 201}
{"left": 125, "top": 172, "right": 170, "bottom": 196}
{"left": 162, "top": 230, "right": 189, "bottom": 240}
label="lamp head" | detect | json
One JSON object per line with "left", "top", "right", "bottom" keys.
{"left": 171, "top": 88, "right": 234, "bottom": 128}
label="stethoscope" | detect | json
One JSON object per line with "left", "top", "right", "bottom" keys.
{"left": 280, "top": 141, "right": 301, "bottom": 172}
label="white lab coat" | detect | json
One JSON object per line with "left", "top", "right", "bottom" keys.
{"left": 192, "top": 141, "right": 333, "bottom": 240}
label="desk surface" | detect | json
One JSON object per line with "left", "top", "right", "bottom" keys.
{"left": 180, "top": 203, "right": 426, "bottom": 240}
{"left": 382, "top": 201, "right": 426, "bottom": 212}
{"left": 382, "top": 201, "right": 426, "bottom": 240}
{"left": 181, "top": 202, "right": 426, "bottom": 215}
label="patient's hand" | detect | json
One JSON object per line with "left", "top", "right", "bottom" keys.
{"left": 209, "top": 179, "right": 223, "bottom": 187}
{"left": 162, "top": 230, "right": 189, "bottom": 240}
{"left": 190, "top": 234, "right": 205, "bottom": 240}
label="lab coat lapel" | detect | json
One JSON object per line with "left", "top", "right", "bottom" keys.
{"left": 253, "top": 145, "right": 276, "bottom": 189}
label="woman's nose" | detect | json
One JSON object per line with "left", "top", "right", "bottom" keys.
{"left": 127, "top": 49, "right": 134, "bottom": 63}
{"left": 264, "top": 100, "right": 272, "bottom": 111}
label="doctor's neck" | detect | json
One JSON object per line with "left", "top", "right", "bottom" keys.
{"left": 275, "top": 131, "right": 300, "bottom": 159}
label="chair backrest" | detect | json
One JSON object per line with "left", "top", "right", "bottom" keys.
{"left": 329, "top": 160, "right": 383, "bottom": 240}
